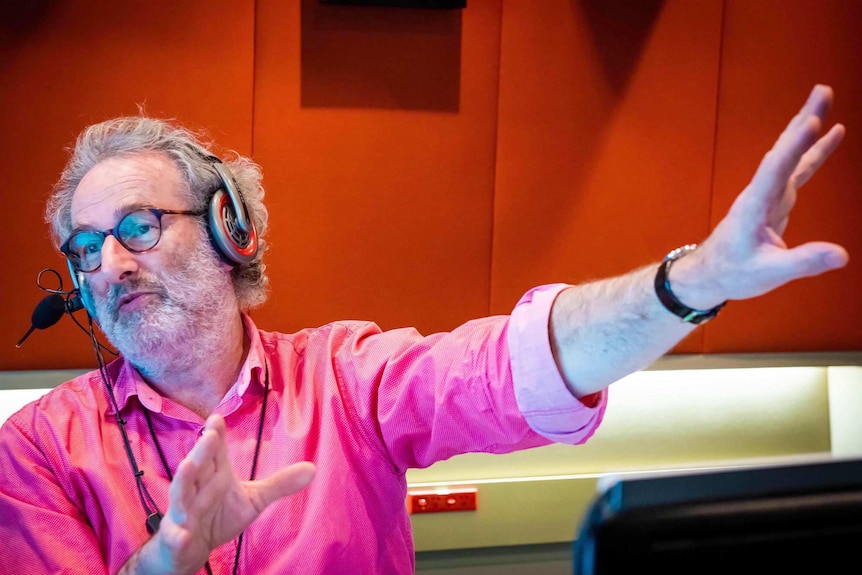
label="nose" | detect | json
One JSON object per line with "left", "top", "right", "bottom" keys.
{"left": 98, "top": 234, "right": 139, "bottom": 281}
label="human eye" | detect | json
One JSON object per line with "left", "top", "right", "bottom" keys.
{"left": 83, "top": 238, "right": 102, "bottom": 254}
{"left": 119, "top": 210, "right": 160, "bottom": 248}
{"left": 128, "top": 221, "right": 153, "bottom": 237}
{"left": 69, "top": 232, "right": 103, "bottom": 256}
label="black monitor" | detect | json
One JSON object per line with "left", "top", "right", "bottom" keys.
{"left": 573, "top": 455, "right": 862, "bottom": 574}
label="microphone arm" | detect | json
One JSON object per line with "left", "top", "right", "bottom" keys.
{"left": 16, "top": 274, "right": 85, "bottom": 348}
{"left": 16, "top": 266, "right": 117, "bottom": 354}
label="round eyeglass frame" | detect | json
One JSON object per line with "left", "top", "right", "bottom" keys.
{"left": 60, "top": 208, "right": 205, "bottom": 273}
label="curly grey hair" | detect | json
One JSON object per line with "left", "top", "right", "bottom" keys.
{"left": 46, "top": 116, "right": 269, "bottom": 310}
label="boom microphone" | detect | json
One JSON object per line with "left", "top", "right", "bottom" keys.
{"left": 16, "top": 291, "right": 84, "bottom": 348}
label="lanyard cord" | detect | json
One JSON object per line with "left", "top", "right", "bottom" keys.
{"left": 143, "top": 360, "right": 271, "bottom": 575}
{"left": 123, "top": 351, "right": 270, "bottom": 575}
{"left": 88, "top": 315, "right": 163, "bottom": 529}
{"left": 81, "top": 288, "right": 271, "bottom": 575}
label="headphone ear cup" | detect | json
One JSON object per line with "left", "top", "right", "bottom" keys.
{"left": 207, "top": 188, "right": 258, "bottom": 265}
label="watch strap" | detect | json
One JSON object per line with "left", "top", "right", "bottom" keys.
{"left": 654, "top": 244, "right": 726, "bottom": 325}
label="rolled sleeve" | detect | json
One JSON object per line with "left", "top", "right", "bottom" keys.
{"left": 507, "top": 284, "right": 607, "bottom": 444}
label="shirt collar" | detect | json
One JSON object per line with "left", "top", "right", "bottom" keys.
{"left": 105, "top": 313, "right": 265, "bottom": 415}
{"left": 236, "top": 312, "right": 266, "bottom": 398}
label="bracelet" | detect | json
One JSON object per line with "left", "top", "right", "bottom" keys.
{"left": 654, "top": 244, "right": 726, "bottom": 325}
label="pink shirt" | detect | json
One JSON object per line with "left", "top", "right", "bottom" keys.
{"left": 0, "top": 284, "right": 605, "bottom": 574}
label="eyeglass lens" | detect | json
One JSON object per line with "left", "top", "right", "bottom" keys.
{"left": 65, "top": 210, "right": 163, "bottom": 272}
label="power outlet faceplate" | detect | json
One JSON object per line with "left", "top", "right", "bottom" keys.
{"left": 407, "top": 488, "right": 478, "bottom": 514}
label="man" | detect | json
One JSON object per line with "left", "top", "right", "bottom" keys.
{"left": 0, "top": 85, "right": 848, "bottom": 574}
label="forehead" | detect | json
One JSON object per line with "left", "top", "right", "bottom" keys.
{"left": 70, "top": 153, "right": 186, "bottom": 228}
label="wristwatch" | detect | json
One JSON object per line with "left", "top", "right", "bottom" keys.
{"left": 654, "top": 244, "right": 726, "bottom": 325}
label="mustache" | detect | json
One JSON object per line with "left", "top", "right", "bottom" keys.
{"left": 104, "top": 275, "right": 168, "bottom": 321}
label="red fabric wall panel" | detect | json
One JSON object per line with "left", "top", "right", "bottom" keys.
{"left": 706, "top": 0, "right": 862, "bottom": 352}
{"left": 490, "top": 0, "right": 723, "bottom": 353}
{"left": 1, "top": 1, "right": 256, "bottom": 370}
{"left": 250, "top": 0, "right": 502, "bottom": 336}
{"left": 2, "top": 1, "right": 860, "bottom": 372}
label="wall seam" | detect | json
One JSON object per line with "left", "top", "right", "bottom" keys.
{"left": 702, "top": 0, "right": 727, "bottom": 353}
{"left": 250, "top": 0, "right": 260, "bottom": 158}
{"left": 487, "top": 0, "right": 505, "bottom": 317}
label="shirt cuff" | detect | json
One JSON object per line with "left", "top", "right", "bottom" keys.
{"left": 507, "top": 284, "right": 607, "bottom": 444}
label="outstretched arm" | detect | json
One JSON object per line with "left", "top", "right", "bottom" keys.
{"left": 550, "top": 85, "right": 848, "bottom": 398}
{"left": 118, "top": 414, "right": 316, "bottom": 575}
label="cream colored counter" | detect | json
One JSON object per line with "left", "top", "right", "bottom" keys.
{"left": 3, "top": 354, "right": 862, "bottom": 552}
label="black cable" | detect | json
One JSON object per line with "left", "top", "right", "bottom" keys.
{"left": 143, "top": 409, "right": 173, "bottom": 482}
{"left": 143, "top": 360, "right": 271, "bottom": 575}
{"left": 61, "top": 253, "right": 270, "bottom": 575}
{"left": 232, "top": 361, "right": 270, "bottom": 575}
{"left": 69, "top": 303, "right": 118, "bottom": 356}
{"left": 86, "top": 314, "right": 162, "bottom": 525}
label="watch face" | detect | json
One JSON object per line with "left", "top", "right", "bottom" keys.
{"left": 666, "top": 244, "right": 699, "bottom": 262}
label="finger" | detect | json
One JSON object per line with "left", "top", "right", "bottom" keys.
{"left": 764, "top": 241, "right": 849, "bottom": 285}
{"left": 190, "top": 446, "right": 237, "bottom": 515}
{"left": 245, "top": 462, "right": 316, "bottom": 513}
{"left": 738, "top": 118, "right": 822, "bottom": 238}
{"left": 170, "top": 427, "right": 224, "bottom": 521}
{"left": 183, "top": 417, "right": 234, "bottom": 511}
{"left": 203, "top": 413, "right": 226, "bottom": 441}
{"left": 202, "top": 414, "right": 231, "bottom": 477}
{"left": 169, "top": 457, "right": 201, "bottom": 525}
{"left": 784, "top": 84, "right": 834, "bottom": 135}
{"left": 772, "top": 215, "right": 790, "bottom": 238}
{"left": 804, "top": 84, "right": 834, "bottom": 122}
{"left": 169, "top": 416, "right": 228, "bottom": 515}
{"left": 186, "top": 415, "right": 227, "bottom": 470}
{"left": 763, "top": 114, "right": 822, "bottom": 196}
{"left": 755, "top": 86, "right": 835, "bottom": 198}
{"left": 767, "top": 123, "right": 844, "bottom": 234}
{"left": 187, "top": 430, "right": 219, "bottom": 488}
{"left": 791, "top": 123, "right": 846, "bottom": 188}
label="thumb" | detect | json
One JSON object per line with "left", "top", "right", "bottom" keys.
{"left": 778, "top": 241, "right": 849, "bottom": 280}
{"left": 245, "top": 462, "right": 316, "bottom": 510}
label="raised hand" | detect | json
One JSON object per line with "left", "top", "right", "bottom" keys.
{"left": 549, "top": 85, "right": 850, "bottom": 398}
{"left": 131, "top": 414, "right": 315, "bottom": 575}
{"left": 679, "top": 84, "right": 848, "bottom": 308}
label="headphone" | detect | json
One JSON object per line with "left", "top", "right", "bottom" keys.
{"left": 63, "top": 154, "right": 259, "bottom": 318}
{"left": 204, "top": 155, "right": 258, "bottom": 266}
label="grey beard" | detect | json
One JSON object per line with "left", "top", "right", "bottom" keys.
{"left": 84, "top": 236, "right": 238, "bottom": 380}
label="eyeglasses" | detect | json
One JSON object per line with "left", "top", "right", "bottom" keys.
{"left": 60, "top": 208, "right": 205, "bottom": 273}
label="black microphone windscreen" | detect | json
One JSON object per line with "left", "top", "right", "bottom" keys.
{"left": 32, "top": 294, "right": 67, "bottom": 329}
